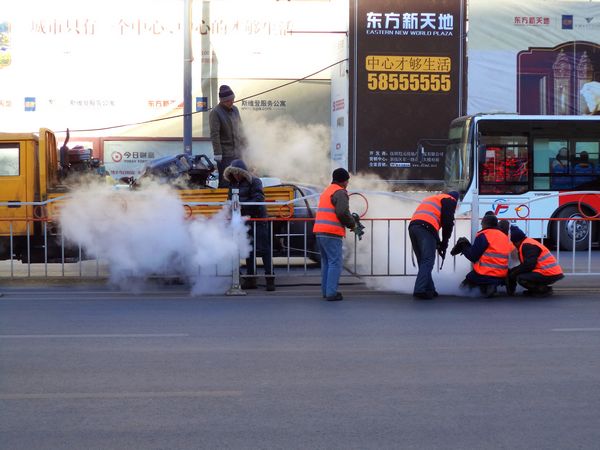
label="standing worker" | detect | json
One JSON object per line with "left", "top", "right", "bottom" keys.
{"left": 408, "top": 191, "right": 459, "bottom": 299}
{"left": 507, "top": 226, "right": 564, "bottom": 296}
{"left": 209, "top": 85, "right": 247, "bottom": 187}
{"left": 450, "top": 213, "right": 513, "bottom": 297}
{"left": 313, "top": 168, "right": 357, "bottom": 302}
{"left": 225, "top": 159, "right": 275, "bottom": 291}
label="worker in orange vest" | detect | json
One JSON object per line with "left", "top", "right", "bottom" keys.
{"left": 451, "top": 213, "right": 513, "bottom": 297}
{"left": 313, "top": 168, "right": 357, "bottom": 301}
{"left": 507, "top": 226, "right": 564, "bottom": 297}
{"left": 408, "top": 191, "right": 459, "bottom": 299}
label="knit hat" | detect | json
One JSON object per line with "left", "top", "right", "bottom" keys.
{"left": 219, "top": 85, "right": 235, "bottom": 102}
{"left": 481, "top": 213, "right": 498, "bottom": 228}
{"left": 510, "top": 225, "right": 526, "bottom": 244}
{"left": 332, "top": 167, "right": 350, "bottom": 183}
{"left": 448, "top": 191, "right": 460, "bottom": 201}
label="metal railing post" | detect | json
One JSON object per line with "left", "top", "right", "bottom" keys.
{"left": 226, "top": 189, "right": 246, "bottom": 296}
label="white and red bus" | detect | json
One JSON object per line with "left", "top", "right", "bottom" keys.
{"left": 445, "top": 113, "right": 600, "bottom": 250}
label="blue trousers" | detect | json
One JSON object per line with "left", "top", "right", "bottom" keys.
{"left": 317, "top": 235, "right": 343, "bottom": 298}
{"left": 408, "top": 223, "right": 437, "bottom": 296}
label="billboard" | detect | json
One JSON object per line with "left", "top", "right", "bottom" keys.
{"left": 468, "top": 0, "right": 600, "bottom": 115}
{"left": 349, "top": 0, "right": 466, "bottom": 185}
{"left": 0, "top": 0, "right": 346, "bottom": 136}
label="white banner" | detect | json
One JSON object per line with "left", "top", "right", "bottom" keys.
{"left": 0, "top": 0, "right": 346, "bottom": 134}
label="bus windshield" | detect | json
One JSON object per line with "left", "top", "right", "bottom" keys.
{"left": 444, "top": 116, "right": 472, "bottom": 193}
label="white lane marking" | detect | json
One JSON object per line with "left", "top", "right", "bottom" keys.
{"left": 0, "top": 333, "right": 190, "bottom": 339}
{"left": 0, "top": 390, "right": 242, "bottom": 400}
{"left": 552, "top": 328, "right": 600, "bottom": 332}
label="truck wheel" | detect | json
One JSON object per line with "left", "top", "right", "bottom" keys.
{"left": 555, "top": 206, "right": 590, "bottom": 251}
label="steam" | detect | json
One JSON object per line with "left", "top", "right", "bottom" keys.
{"left": 343, "top": 189, "right": 474, "bottom": 296}
{"left": 58, "top": 181, "right": 250, "bottom": 294}
{"left": 243, "top": 114, "right": 474, "bottom": 297}
{"left": 244, "top": 116, "right": 332, "bottom": 186}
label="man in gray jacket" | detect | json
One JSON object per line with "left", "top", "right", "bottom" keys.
{"left": 209, "top": 85, "right": 247, "bottom": 187}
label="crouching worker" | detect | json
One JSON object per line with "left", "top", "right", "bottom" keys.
{"left": 451, "top": 213, "right": 512, "bottom": 297}
{"left": 225, "top": 159, "right": 275, "bottom": 291}
{"left": 507, "top": 226, "right": 564, "bottom": 297}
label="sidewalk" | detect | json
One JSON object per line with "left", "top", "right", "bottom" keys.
{"left": 1, "top": 273, "right": 598, "bottom": 295}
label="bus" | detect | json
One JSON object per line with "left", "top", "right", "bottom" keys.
{"left": 444, "top": 113, "right": 600, "bottom": 250}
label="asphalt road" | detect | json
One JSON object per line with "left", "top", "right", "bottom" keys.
{"left": 1, "top": 284, "right": 600, "bottom": 450}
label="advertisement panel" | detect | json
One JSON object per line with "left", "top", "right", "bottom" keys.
{"left": 349, "top": 0, "right": 466, "bottom": 185}
{"left": 103, "top": 139, "right": 212, "bottom": 181}
{"left": 468, "top": 0, "right": 600, "bottom": 115}
{"left": 0, "top": 0, "right": 345, "bottom": 135}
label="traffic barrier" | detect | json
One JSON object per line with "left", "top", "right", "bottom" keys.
{"left": 1, "top": 196, "right": 599, "bottom": 282}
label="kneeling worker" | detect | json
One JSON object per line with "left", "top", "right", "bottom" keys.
{"left": 451, "top": 213, "right": 512, "bottom": 297}
{"left": 507, "top": 226, "right": 564, "bottom": 296}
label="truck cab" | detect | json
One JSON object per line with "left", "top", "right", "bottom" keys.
{"left": 0, "top": 129, "right": 62, "bottom": 259}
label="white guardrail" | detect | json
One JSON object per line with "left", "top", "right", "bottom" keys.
{"left": 1, "top": 191, "right": 599, "bottom": 287}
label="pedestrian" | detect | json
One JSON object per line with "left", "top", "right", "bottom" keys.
{"left": 224, "top": 159, "right": 275, "bottom": 291}
{"left": 209, "top": 85, "right": 247, "bottom": 188}
{"left": 408, "top": 191, "right": 459, "bottom": 299}
{"left": 507, "top": 226, "right": 564, "bottom": 297}
{"left": 451, "top": 213, "right": 513, "bottom": 297}
{"left": 313, "top": 168, "right": 357, "bottom": 301}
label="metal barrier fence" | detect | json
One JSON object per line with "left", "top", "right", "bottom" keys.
{"left": 1, "top": 192, "right": 599, "bottom": 284}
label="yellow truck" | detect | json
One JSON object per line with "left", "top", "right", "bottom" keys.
{"left": 0, "top": 129, "right": 317, "bottom": 262}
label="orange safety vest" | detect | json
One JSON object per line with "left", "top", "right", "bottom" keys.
{"left": 410, "top": 193, "right": 455, "bottom": 231}
{"left": 313, "top": 183, "right": 346, "bottom": 237}
{"left": 473, "top": 228, "right": 512, "bottom": 278}
{"left": 518, "top": 237, "right": 563, "bottom": 277}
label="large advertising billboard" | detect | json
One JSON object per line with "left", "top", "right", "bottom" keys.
{"left": 0, "top": 0, "right": 346, "bottom": 136}
{"left": 349, "top": 0, "right": 466, "bottom": 185}
{"left": 468, "top": 0, "right": 600, "bottom": 116}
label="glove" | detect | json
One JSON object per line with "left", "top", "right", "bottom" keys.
{"left": 213, "top": 154, "right": 223, "bottom": 162}
{"left": 450, "top": 237, "right": 470, "bottom": 256}
{"left": 437, "top": 240, "right": 448, "bottom": 259}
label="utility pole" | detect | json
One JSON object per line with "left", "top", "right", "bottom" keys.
{"left": 183, "top": 0, "right": 193, "bottom": 155}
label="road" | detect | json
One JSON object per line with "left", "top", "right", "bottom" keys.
{"left": 1, "top": 284, "right": 600, "bottom": 450}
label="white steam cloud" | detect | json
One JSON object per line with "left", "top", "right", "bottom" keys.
{"left": 244, "top": 115, "right": 332, "bottom": 186}
{"left": 58, "top": 182, "right": 250, "bottom": 294}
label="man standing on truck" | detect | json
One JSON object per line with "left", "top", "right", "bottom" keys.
{"left": 209, "top": 85, "right": 247, "bottom": 188}
{"left": 408, "top": 191, "right": 459, "bottom": 300}
{"left": 313, "top": 168, "right": 356, "bottom": 302}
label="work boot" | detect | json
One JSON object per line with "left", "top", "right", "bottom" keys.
{"left": 481, "top": 284, "right": 497, "bottom": 298}
{"left": 241, "top": 277, "right": 257, "bottom": 290}
{"left": 506, "top": 277, "right": 517, "bottom": 296}
{"left": 266, "top": 276, "right": 275, "bottom": 292}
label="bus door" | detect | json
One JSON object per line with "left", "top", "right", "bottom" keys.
{"left": 0, "top": 140, "right": 30, "bottom": 236}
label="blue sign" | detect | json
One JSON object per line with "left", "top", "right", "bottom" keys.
{"left": 24, "top": 97, "right": 36, "bottom": 111}
{"left": 562, "top": 15, "right": 573, "bottom": 29}
{"left": 196, "top": 96, "right": 207, "bottom": 112}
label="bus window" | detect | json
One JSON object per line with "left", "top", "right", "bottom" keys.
{"left": 478, "top": 136, "right": 528, "bottom": 194}
{"left": 535, "top": 139, "right": 570, "bottom": 190}
{"left": 573, "top": 141, "right": 600, "bottom": 188}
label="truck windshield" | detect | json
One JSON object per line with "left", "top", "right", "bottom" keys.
{"left": 444, "top": 117, "right": 471, "bottom": 193}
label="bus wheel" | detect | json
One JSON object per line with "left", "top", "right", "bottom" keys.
{"left": 556, "top": 206, "right": 590, "bottom": 251}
